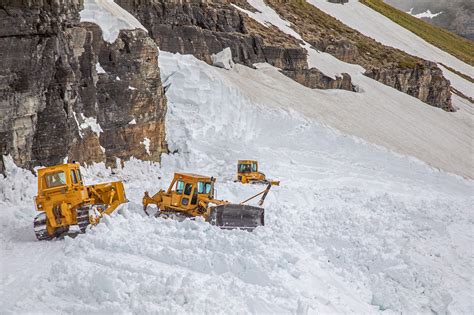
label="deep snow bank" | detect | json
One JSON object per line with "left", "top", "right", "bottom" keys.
{"left": 1, "top": 51, "right": 473, "bottom": 314}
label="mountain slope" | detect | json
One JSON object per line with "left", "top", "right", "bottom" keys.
{"left": 233, "top": 0, "right": 472, "bottom": 178}
{"left": 1, "top": 51, "right": 473, "bottom": 314}
{"left": 306, "top": 0, "right": 474, "bottom": 102}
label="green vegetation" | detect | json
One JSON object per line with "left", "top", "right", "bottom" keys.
{"left": 360, "top": 0, "right": 474, "bottom": 66}
{"left": 268, "top": 0, "right": 423, "bottom": 69}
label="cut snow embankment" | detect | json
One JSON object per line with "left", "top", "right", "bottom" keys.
{"left": 234, "top": 0, "right": 473, "bottom": 179}
{"left": 306, "top": 0, "right": 474, "bottom": 99}
{"left": 80, "top": 0, "right": 147, "bottom": 43}
{"left": 1, "top": 51, "right": 472, "bottom": 314}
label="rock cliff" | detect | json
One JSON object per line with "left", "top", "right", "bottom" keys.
{"left": 0, "top": 0, "right": 167, "bottom": 174}
{"left": 115, "top": 0, "right": 356, "bottom": 91}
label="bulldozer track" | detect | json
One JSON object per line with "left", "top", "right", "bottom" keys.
{"left": 76, "top": 206, "right": 93, "bottom": 233}
{"left": 33, "top": 212, "right": 52, "bottom": 241}
{"left": 33, "top": 212, "right": 70, "bottom": 241}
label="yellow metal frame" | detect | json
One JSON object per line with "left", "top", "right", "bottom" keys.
{"left": 143, "top": 173, "right": 226, "bottom": 219}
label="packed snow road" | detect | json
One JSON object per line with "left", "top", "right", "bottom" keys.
{"left": 1, "top": 52, "right": 473, "bottom": 314}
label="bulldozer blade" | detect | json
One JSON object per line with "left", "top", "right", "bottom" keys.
{"left": 208, "top": 204, "right": 264, "bottom": 231}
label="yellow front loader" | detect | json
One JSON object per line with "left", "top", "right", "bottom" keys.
{"left": 143, "top": 173, "right": 277, "bottom": 231}
{"left": 33, "top": 163, "right": 127, "bottom": 240}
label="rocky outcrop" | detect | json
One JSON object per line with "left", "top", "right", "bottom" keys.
{"left": 70, "top": 23, "right": 168, "bottom": 165}
{"left": 365, "top": 61, "right": 453, "bottom": 111}
{"left": 0, "top": 0, "right": 167, "bottom": 174}
{"left": 115, "top": 0, "right": 355, "bottom": 91}
{"left": 0, "top": 0, "right": 83, "bottom": 173}
{"left": 284, "top": 70, "right": 355, "bottom": 91}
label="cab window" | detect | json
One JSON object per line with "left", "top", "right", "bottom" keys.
{"left": 77, "top": 169, "right": 83, "bottom": 184}
{"left": 238, "top": 164, "right": 252, "bottom": 173}
{"left": 197, "top": 181, "right": 212, "bottom": 194}
{"left": 45, "top": 171, "right": 67, "bottom": 188}
{"left": 175, "top": 180, "right": 184, "bottom": 194}
{"left": 71, "top": 170, "right": 78, "bottom": 184}
{"left": 252, "top": 163, "right": 257, "bottom": 172}
{"left": 184, "top": 183, "right": 193, "bottom": 196}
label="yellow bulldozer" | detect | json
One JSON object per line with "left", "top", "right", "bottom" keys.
{"left": 33, "top": 162, "right": 127, "bottom": 240}
{"left": 235, "top": 160, "right": 279, "bottom": 185}
{"left": 143, "top": 173, "right": 277, "bottom": 231}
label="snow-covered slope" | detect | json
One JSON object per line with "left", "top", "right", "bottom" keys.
{"left": 233, "top": 0, "right": 473, "bottom": 179}
{"left": 1, "top": 51, "right": 473, "bottom": 314}
{"left": 307, "top": 0, "right": 474, "bottom": 99}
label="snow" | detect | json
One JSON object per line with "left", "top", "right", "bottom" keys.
{"left": 439, "top": 64, "right": 474, "bottom": 99}
{"left": 128, "top": 86, "right": 137, "bottom": 91}
{"left": 77, "top": 112, "right": 103, "bottom": 137}
{"left": 72, "top": 112, "right": 104, "bottom": 138}
{"left": 1, "top": 51, "right": 473, "bottom": 314}
{"left": 140, "top": 138, "right": 151, "bottom": 155}
{"left": 232, "top": 0, "right": 302, "bottom": 40}
{"left": 408, "top": 8, "right": 443, "bottom": 19}
{"left": 95, "top": 62, "right": 106, "bottom": 74}
{"left": 306, "top": 0, "right": 474, "bottom": 97}
{"left": 128, "top": 118, "right": 136, "bottom": 125}
{"left": 80, "top": 0, "right": 147, "bottom": 43}
{"left": 211, "top": 47, "right": 235, "bottom": 70}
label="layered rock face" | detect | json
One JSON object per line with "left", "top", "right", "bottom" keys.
{"left": 70, "top": 23, "right": 168, "bottom": 165}
{"left": 0, "top": 0, "right": 83, "bottom": 173}
{"left": 0, "top": 0, "right": 167, "bottom": 174}
{"left": 115, "top": 0, "right": 355, "bottom": 91}
{"left": 365, "top": 61, "right": 452, "bottom": 111}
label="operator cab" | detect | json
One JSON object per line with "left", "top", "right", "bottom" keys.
{"left": 238, "top": 160, "right": 258, "bottom": 174}
{"left": 38, "top": 163, "right": 84, "bottom": 194}
{"left": 168, "top": 173, "right": 214, "bottom": 208}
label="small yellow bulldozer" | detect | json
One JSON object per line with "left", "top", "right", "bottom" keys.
{"left": 235, "top": 160, "right": 279, "bottom": 185}
{"left": 143, "top": 173, "right": 277, "bottom": 231}
{"left": 33, "top": 163, "right": 127, "bottom": 240}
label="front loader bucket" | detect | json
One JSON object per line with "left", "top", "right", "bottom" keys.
{"left": 208, "top": 204, "right": 264, "bottom": 231}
